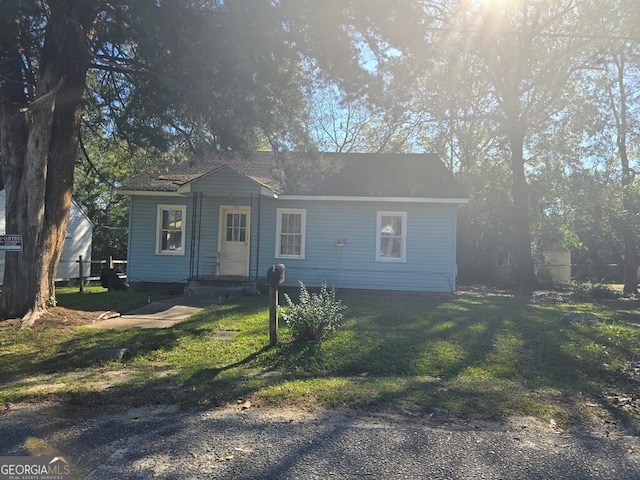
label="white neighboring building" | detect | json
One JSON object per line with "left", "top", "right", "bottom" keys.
{"left": 537, "top": 247, "right": 572, "bottom": 285}
{"left": 0, "top": 190, "right": 93, "bottom": 283}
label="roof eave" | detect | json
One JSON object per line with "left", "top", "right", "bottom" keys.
{"left": 261, "top": 186, "right": 279, "bottom": 198}
{"left": 278, "top": 195, "right": 469, "bottom": 204}
{"left": 116, "top": 190, "right": 184, "bottom": 197}
{"left": 118, "top": 187, "right": 279, "bottom": 199}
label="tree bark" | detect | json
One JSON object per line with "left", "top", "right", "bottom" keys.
{"left": 0, "top": 1, "right": 98, "bottom": 326}
{"left": 614, "top": 54, "right": 638, "bottom": 295}
{"left": 619, "top": 135, "right": 637, "bottom": 295}
{"left": 509, "top": 127, "right": 539, "bottom": 292}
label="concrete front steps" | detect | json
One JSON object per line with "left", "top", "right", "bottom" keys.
{"left": 184, "top": 276, "right": 264, "bottom": 300}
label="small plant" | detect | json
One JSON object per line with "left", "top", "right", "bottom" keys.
{"left": 571, "top": 282, "right": 618, "bottom": 300}
{"left": 283, "top": 281, "right": 346, "bottom": 342}
{"left": 588, "top": 284, "right": 618, "bottom": 299}
{"left": 535, "top": 263, "right": 554, "bottom": 288}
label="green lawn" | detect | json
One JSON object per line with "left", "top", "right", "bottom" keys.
{"left": 1, "top": 286, "right": 639, "bottom": 430}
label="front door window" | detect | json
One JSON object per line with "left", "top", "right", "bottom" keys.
{"left": 226, "top": 213, "right": 247, "bottom": 242}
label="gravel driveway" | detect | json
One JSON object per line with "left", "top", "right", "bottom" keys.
{"left": 2, "top": 402, "right": 640, "bottom": 479}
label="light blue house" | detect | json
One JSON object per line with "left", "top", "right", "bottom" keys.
{"left": 119, "top": 152, "right": 468, "bottom": 293}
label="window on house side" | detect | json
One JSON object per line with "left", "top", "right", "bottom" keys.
{"left": 376, "top": 211, "right": 407, "bottom": 262}
{"left": 276, "top": 208, "right": 306, "bottom": 259}
{"left": 156, "top": 205, "right": 186, "bottom": 254}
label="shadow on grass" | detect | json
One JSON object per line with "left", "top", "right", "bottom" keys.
{"left": 56, "top": 345, "right": 274, "bottom": 411}
{"left": 3, "top": 291, "right": 640, "bottom": 433}
{"left": 260, "top": 292, "right": 640, "bottom": 431}
{"left": 186, "top": 345, "right": 271, "bottom": 385}
{"left": 0, "top": 301, "right": 256, "bottom": 384}
{"left": 55, "top": 288, "right": 172, "bottom": 313}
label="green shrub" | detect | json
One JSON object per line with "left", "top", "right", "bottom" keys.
{"left": 588, "top": 284, "right": 618, "bottom": 299}
{"left": 571, "top": 282, "right": 618, "bottom": 300}
{"left": 283, "top": 282, "right": 346, "bottom": 341}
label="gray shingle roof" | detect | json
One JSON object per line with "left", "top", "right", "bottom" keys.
{"left": 296, "top": 153, "right": 464, "bottom": 198}
{"left": 120, "top": 151, "right": 465, "bottom": 199}
{"left": 120, "top": 151, "right": 281, "bottom": 193}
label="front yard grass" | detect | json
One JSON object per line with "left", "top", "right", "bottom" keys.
{"left": 1, "top": 286, "right": 639, "bottom": 430}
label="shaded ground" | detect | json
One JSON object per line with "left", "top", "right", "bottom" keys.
{"left": 1, "top": 306, "right": 104, "bottom": 329}
{"left": 2, "top": 287, "right": 639, "bottom": 439}
{"left": 1, "top": 290, "right": 639, "bottom": 478}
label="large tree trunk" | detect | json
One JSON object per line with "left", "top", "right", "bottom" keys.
{"left": 0, "top": 1, "right": 97, "bottom": 327}
{"left": 619, "top": 139, "right": 637, "bottom": 295}
{"left": 614, "top": 55, "right": 638, "bottom": 295}
{"left": 509, "top": 130, "right": 539, "bottom": 292}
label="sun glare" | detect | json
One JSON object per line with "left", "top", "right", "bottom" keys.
{"left": 463, "top": 0, "right": 526, "bottom": 28}
{"left": 475, "top": 0, "right": 519, "bottom": 7}
{"left": 467, "top": 0, "right": 522, "bottom": 14}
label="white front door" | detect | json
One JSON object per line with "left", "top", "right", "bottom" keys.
{"left": 218, "top": 206, "right": 250, "bottom": 276}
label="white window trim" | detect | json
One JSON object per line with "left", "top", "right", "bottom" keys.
{"left": 156, "top": 204, "right": 187, "bottom": 255}
{"left": 376, "top": 211, "right": 407, "bottom": 263}
{"left": 275, "top": 208, "right": 306, "bottom": 259}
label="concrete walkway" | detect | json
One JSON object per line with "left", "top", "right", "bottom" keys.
{"left": 87, "top": 294, "right": 214, "bottom": 329}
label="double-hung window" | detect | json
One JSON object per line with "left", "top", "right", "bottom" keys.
{"left": 376, "top": 211, "right": 407, "bottom": 262}
{"left": 276, "top": 208, "right": 306, "bottom": 259}
{"left": 156, "top": 205, "right": 186, "bottom": 255}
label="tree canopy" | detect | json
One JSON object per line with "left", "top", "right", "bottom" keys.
{"left": 312, "top": 0, "right": 640, "bottom": 291}
{"left": 0, "top": 0, "right": 340, "bottom": 325}
{"left": 2, "top": 0, "right": 640, "bottom": 327}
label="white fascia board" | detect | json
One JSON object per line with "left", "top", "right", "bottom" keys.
{"left": 119, "top": 187, "right": 279, "bottom": 198}
{"left": 117, "top": 190, "right": 185, "bottom": 197}
{"left": 278, "top": 195, "right": 469, "bottom": 204}
{"left": 177, "top": 184, "right": 278, "bottom": 198}
{"left": 175, "top": 184, "right": 277, "bottom": 198}
{"left": 261, "top": 186, "right": 279, "bottom": 198}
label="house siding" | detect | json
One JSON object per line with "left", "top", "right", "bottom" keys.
{"left": 257, "top": 198, "right": 458, "bottom": 292}
{"left": 125, "top": 163, "right": 461, "bottom": 293}
{"left": 127, "top": 194, "right": 262, "bottom": 283}
{"left": 57, "top": 204, "right": 93, "bottom": 280}
{"left": 127, "top": 193, "right": 458, "bottom": 293}
{"left": 127, "top": 196, "right": 192, "bottom": 284}
{"left": 0, "top": 191, "right": 92, "bottom": 283}
{"left": 189, "top": 167, "right": 266, "bottom": 197}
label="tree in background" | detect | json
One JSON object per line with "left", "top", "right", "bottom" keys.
{"left": 74, "top": 116, "right": 154, "bottom": 263}
{"left": 439, "top": 0, "right": 597, "bottom": 290}
{"left": 539, "top": 0, "right": 640, "bottom": 291}
{"left": 279, "top": 0, "right": 640, "bottom": 290}
{"left": 590, "top": 42, "right": 640, "bottom": 294}
{"left": 340, "top": 0, "right": 640, "bottom": 291}
{"left": 0, "top": 0, "right": 308, "bottom": 326}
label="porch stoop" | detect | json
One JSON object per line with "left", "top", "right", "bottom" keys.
{"left": 185, "top": 276, "right": 264, "bottom": 299}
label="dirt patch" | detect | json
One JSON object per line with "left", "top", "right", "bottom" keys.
{"left": 1, "top": 306, "right": 118, "bottom": 329}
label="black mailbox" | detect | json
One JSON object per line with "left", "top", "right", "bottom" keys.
{"left": 266, "top": 263, "right": 286, "bottom": 285}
